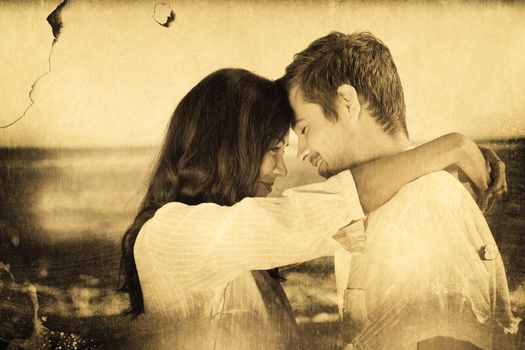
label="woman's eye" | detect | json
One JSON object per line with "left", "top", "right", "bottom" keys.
{"left": 270, "top": 143, "right": 286, "bottom": 155}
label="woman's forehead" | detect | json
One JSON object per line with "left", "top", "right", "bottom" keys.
{"left": 279, "top": 131, "right": 290, "bottom": 146}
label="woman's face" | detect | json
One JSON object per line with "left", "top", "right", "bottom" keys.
{"left": 255, "top": 131, "right": 290, "bottom": 197}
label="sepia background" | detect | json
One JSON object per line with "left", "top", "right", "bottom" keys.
{"left": 1, "top": 0, "right": 524, "bottom": 348}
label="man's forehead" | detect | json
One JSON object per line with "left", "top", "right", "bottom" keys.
{"left": 288, "top": 86, "right": 308, "bottom": 126}
{"left": 293, "top": 114, "right": 306, "bottom": 127}
{"left": 288, "top": 85, "right": 304, "bottom": 104}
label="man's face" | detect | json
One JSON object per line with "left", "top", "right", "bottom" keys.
{"left": 288, "top": 86, "right": 352, "bottom": 178}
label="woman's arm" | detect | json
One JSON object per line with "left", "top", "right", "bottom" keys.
{"left": 352, "top": 133, "right": 494, "bottom": 214}
{"left": 141, "top": 171, "right": 365, "bottom": 289}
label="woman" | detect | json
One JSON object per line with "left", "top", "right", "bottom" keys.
{"left": 119, "top": 68, "right": 502, "bottom": 349}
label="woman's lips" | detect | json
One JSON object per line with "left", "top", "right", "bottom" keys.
{"left": 261, "top": 182, "right": 273, "bottom": 193}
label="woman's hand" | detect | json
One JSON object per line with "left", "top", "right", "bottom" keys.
{"left": 454, "top": 136, "right": 507, "bottom": 214}
{"left": 479, "top": 147, "right": 508, "bottom": 213}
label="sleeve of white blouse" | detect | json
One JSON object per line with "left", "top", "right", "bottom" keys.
{"left": 141, "top": 170, "right": 364, "bottom": 289}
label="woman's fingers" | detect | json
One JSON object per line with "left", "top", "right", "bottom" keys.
{"left": 481, "top": 190, "right": 497, "bottom": 215}
{"left": 480, "top": 147, "right": 508, "bottom": 199}
{"left": 475, "top": 146, "right": 509, "bottom": 216}
{"left": 491, "top": 158, "right": 508, "bottom": 198}
{"left": 476, "top": 190, "right": 489, "bottom": 215}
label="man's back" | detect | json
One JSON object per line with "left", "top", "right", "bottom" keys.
{"left": 340, "top": 171, "right": 517, "bottom": 349}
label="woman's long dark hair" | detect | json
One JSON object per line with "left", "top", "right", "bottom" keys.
{"left": 119, "top": 69, "right": 294, "bottom": 317}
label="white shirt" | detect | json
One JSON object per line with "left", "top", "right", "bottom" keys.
{"left": 335, "top": 171, "right": 519, "bottom": 350}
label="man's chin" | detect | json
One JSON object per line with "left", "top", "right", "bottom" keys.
{"left": 319, "top": 164, "right": 346, "bottom": 179}
{"left": 318, "top": 170, "right": 329, "bottom": 179}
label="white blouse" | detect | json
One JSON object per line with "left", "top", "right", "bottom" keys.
{"left": 132, "top": 170, "right": 365, "bottom": 349}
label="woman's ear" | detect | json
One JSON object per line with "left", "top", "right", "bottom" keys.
{"left": 336, "top": 84, "right": 360, "bottom": 123}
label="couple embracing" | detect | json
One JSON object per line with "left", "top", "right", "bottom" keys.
{"left": 119, "top": 32, "right": 519, "bottom": 349}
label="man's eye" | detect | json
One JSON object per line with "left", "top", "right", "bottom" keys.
{"left": 301, "top": 126, "right": 308, "bottom": 135}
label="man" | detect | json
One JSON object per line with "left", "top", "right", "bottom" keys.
{"left": 282, "top": 32, "right": 519, "bottom": 349}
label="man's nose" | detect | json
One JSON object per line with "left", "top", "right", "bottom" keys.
{"left": 273, "top": 154, "right": 288, "bottom": 177}
{"left": 296, "top": 136, "right": 310, "bottom": 162}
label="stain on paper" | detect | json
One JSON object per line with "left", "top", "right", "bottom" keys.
{"left": 153, "top": 3, "right": 175, "bottom": 27}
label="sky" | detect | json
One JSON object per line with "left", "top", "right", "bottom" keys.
{"left": 1, "top": 0, "right": 524, "bottom": 148}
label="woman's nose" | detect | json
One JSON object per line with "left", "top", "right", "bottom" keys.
{"left": 273, "top": 154, "right": 288, "bottom": 177}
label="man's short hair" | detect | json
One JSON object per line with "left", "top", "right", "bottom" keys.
{"left": 283, "top": 31, "right": 408, "bottom": 137}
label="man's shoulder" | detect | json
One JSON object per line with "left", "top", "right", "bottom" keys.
{"left": 399, "top": 170, "right": 468, "bottom": 199}
{"left": 396, "top": 170, "right": 467, "bottom": 204}
{"left": 367, "top": 171, "right": 472, "bottom": 224}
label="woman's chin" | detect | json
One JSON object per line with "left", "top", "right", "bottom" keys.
{"left": 255, "top": 184, "right": 271, "bottom": 197}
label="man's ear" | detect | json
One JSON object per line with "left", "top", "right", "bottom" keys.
{"left": 336, "top": 84, "right": 360, "bottom": 123}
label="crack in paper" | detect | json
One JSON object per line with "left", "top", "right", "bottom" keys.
{"left": 0, "top": 0, "right": 69, "bottom": 129}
